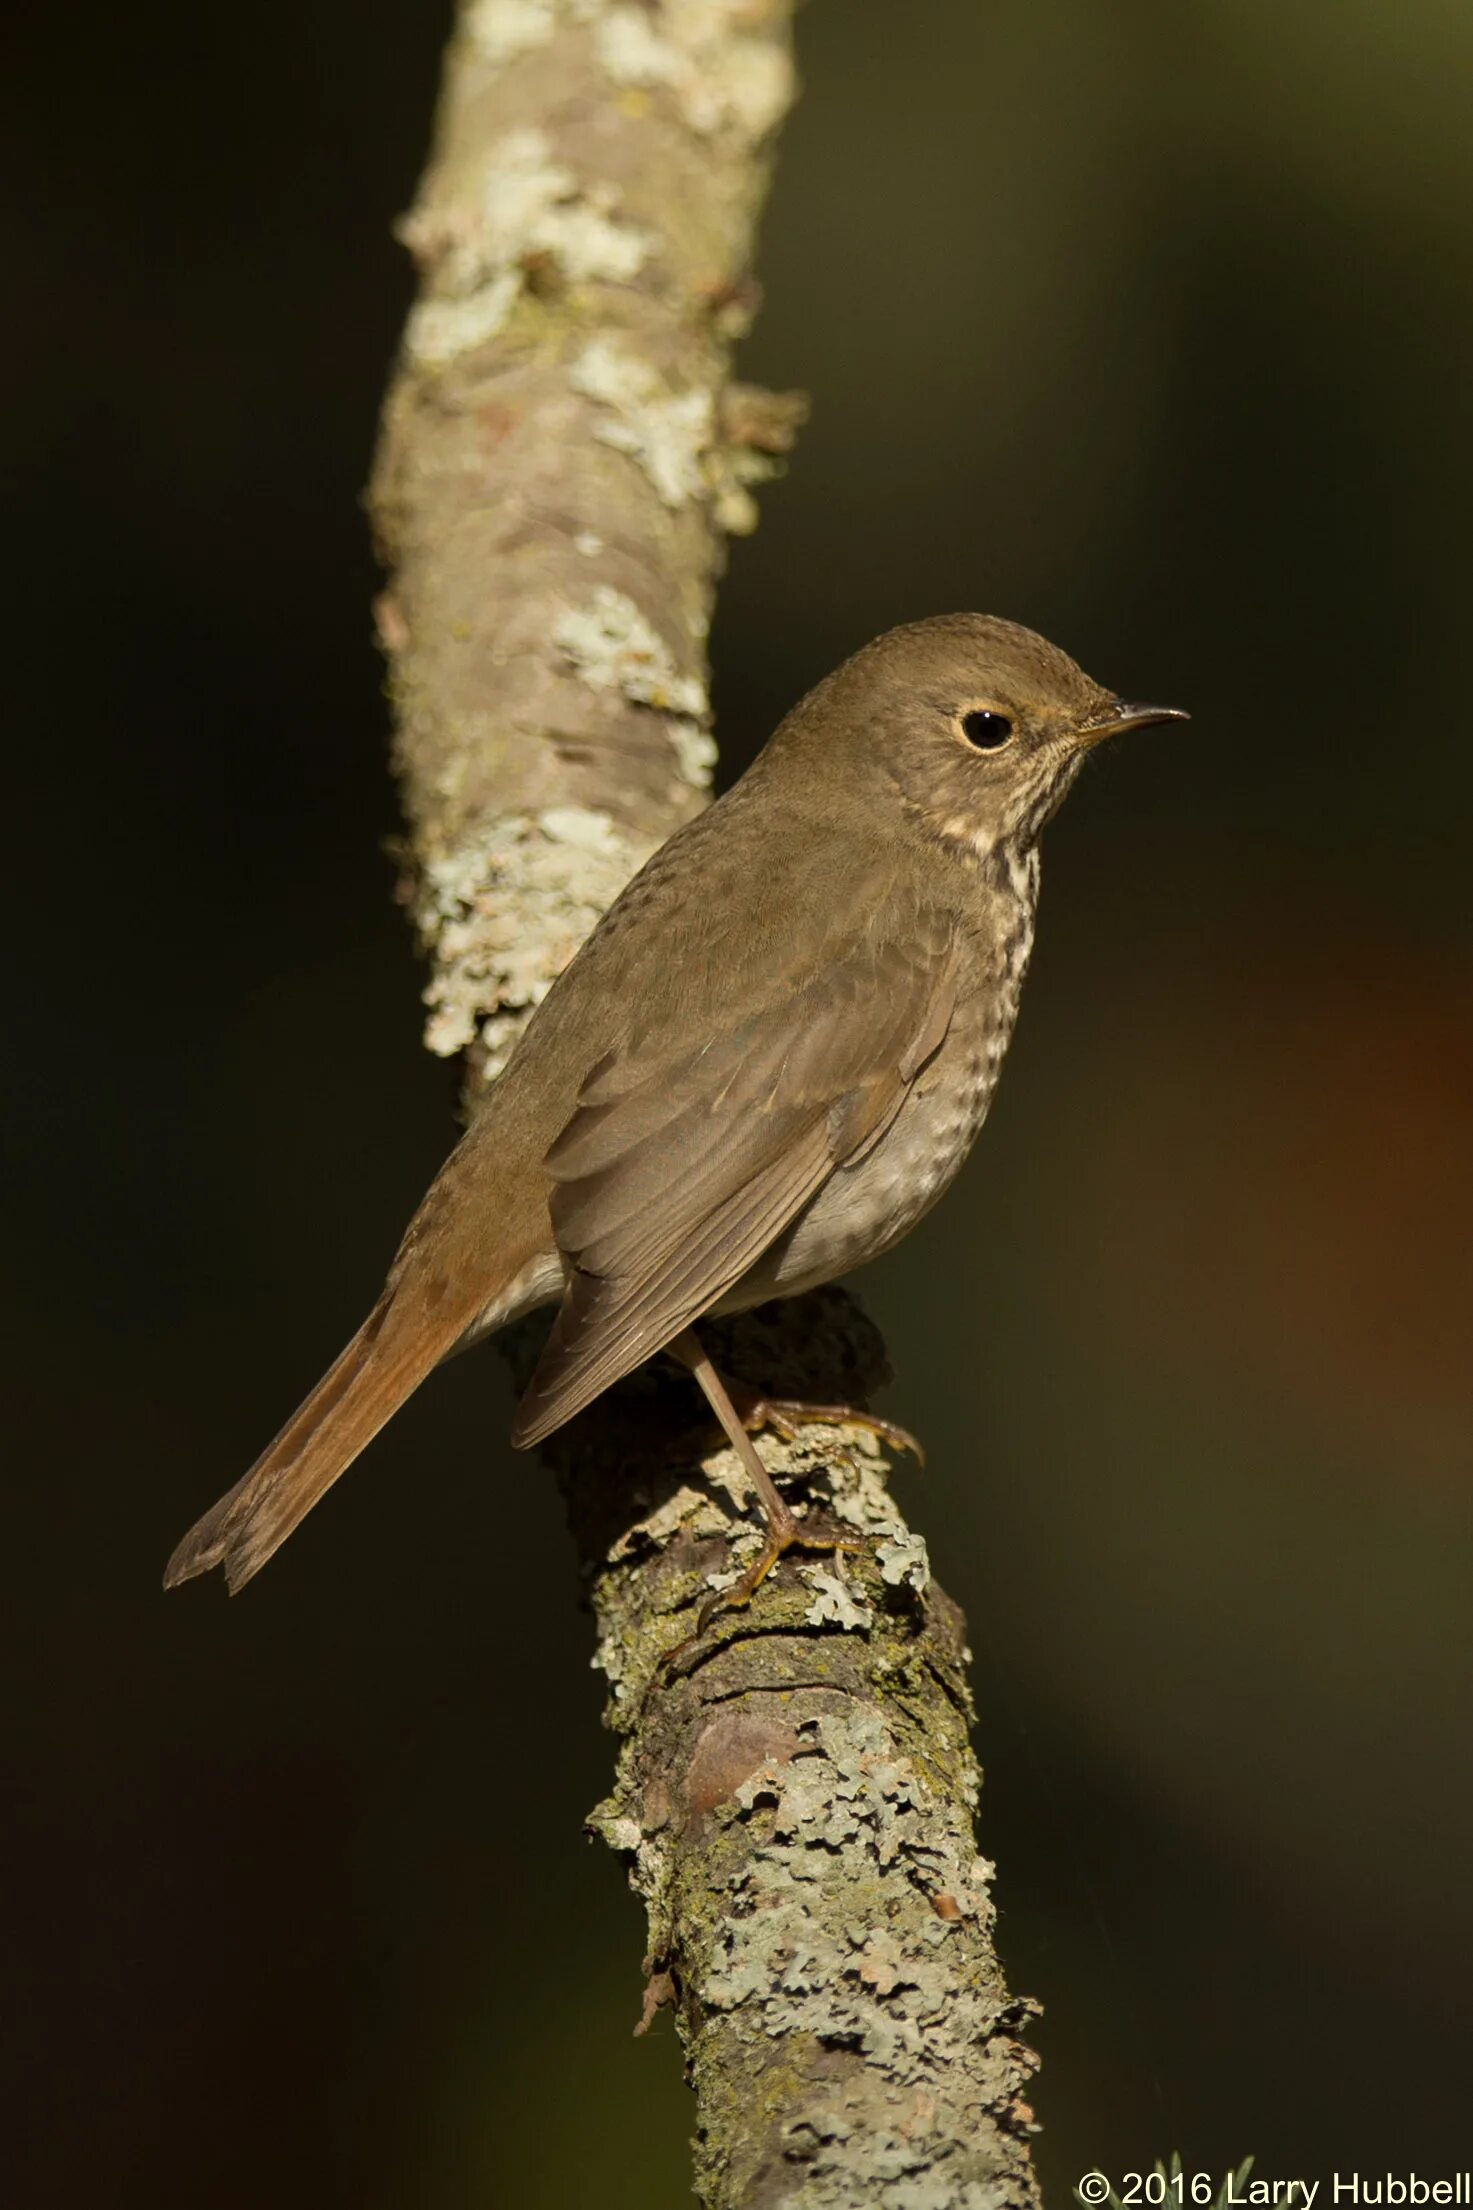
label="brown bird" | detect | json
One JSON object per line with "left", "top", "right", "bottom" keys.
{"left": 165, "top": 614, "right": 1185, "bottom": 1606}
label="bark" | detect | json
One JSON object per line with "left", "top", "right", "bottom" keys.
{"left": 369, "top": 4, "right": 1043, "bottom": 2202}
{"left": 370, "top": 0, "right": 803, "bottom": 1088}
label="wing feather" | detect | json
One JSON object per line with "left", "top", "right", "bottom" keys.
{"left": 511, "top": 909, "right": 959, "bottom": 1446}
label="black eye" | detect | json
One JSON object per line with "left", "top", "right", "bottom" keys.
{"left": 959, "top": 708, "right": 1014, "bottom": 750}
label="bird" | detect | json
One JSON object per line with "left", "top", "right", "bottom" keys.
{"left": 165, "top": 613, "right": 1185, "bottom": 1609}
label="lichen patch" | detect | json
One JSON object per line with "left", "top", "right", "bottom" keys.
{"left": 876, "top": 1529, "right": 932, "bottom": 1596}
{"left": 690, "top": 1706, "right": 1005, "bottom": 2097}
{"left": 415, "top": 806, "right": 658, "bottom": 1074}
{"left": 592, "top": 1, "right": 795, "bottom": 141}
{"left": 402, "top": 126, "right": 653, "bottom": 366}
{"left": 405, "top": 271, "right": 521, "bottom": 368}
{"left": 801, "top": 1567, "right": 872, "bottom": 1633}
{"left": 571, "top": 339, "right": 713, "bottom": 509}
{"left": 555, "top": 585, "right": 709, "bottom": 719}
{"left": 665, "top": 716, "right": 718, "bottom": 789}
{"left": 464, "top": 0, "right": 557, "bottom": 66}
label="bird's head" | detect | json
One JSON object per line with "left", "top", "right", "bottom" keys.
{"left": 779, "top": 613, "right": 1187, "bottom": 859}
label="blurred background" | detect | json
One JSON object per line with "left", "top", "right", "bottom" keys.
{"left": 6, "top": 0, "right": 1473, "bottom": 2201}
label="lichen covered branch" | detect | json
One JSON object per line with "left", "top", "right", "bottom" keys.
{"left": 370, "top": 0, "right": 804, "bottom": 1082}
{"left": 532, "top": 1299, "right": 1045, "bottom": 2208}
{"left": 372, "top": 4, "right": 1042, "bottom": 2201}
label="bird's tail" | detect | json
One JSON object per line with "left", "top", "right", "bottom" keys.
{"left": 163, "top": 1295, "right": 464, "bottom": 1594}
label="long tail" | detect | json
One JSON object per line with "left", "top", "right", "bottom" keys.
{"left": 164, "top": 1296, "right": 464, "bottom": 1594}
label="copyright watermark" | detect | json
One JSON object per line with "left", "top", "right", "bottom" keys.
{"left": 1076, "top": 2175, "right": 1473, "bottom": 2210}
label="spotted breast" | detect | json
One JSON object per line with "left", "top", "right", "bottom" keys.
{"left": 725, "top": 844, "right": 1041, "bottom": 1309}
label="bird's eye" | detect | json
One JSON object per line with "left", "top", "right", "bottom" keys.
{"left": 958, "top": 708, "right": 1014, "bottom": 750}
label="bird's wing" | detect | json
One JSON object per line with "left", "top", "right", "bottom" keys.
{"left": 510, "top": 905, "right": 958, "bottom": 1444}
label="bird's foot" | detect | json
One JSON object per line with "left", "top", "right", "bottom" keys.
{"left": 658, "top": 1506, "right": 871, "bottom": 1677}
{"left": 695, "top": 1507, "right": 869, "bottom": 1635}
{"left": 733, "top": 1389, "right": 925, "bottom": 1471}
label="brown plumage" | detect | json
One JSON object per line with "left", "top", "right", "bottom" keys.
{"left": 164, "top": 614, "right": 1185, "bottom": 1596}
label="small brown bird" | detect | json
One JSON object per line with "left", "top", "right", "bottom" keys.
{"left": 165, "top": 614, "right": 1184, "bottom": 1604}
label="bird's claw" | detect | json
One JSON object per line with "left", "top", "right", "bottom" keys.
{"left": 657, "top": 1510, "right": 873, "bottom": 1677}
{"left": 738, "top": 1392, "right": 926, "bottom": 1471}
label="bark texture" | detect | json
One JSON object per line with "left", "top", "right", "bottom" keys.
{"left": 370, "top": 5, "right": 1043, "bottom": 2202}
{"left": 515, "top": 1299, "right": 1046, "bottom": 2209}
{"left": 370, "top": 0, "right": 804, "bottom": 1085}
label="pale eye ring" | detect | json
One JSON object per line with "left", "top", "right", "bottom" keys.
{"left": 958, "top": 708, "right": 1014, "bottom": 750}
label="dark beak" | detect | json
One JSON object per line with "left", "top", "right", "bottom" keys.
{"left": 1077, "top": 698, "right": 1190, "bottom": 746}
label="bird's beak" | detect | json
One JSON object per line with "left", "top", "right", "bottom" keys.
{"left": 1077, "top": 698, "right": 1190, "bottom": 747}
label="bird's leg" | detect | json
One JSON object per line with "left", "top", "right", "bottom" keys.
{"left": 672, "top": 1330, "right": 799, "bottom": 1541}
{"left": 669, "top": 1330, "right": 868, "bottom": 1637}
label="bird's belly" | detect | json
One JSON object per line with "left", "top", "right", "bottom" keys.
{"left": 723, "top": 1036, "right": 1003, "bottom": 1310}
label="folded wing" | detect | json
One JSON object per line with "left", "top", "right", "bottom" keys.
{"left": 511, "top": 908, "right": 958, "bottom": 1445}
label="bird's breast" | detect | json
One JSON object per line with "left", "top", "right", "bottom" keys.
{"left": 731, "top": 930, "right": 1033, "bottom": 1308}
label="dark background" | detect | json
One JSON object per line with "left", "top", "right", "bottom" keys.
{"left": 7, "top": 1, "right": 1473, "bottom": 2202}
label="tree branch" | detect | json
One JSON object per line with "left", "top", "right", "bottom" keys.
{"left": 370, "top": 0, "right": 802, "bottom": 1087}
{"left": 369, "top": 4, "right": 1043, "bottom": 2201}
